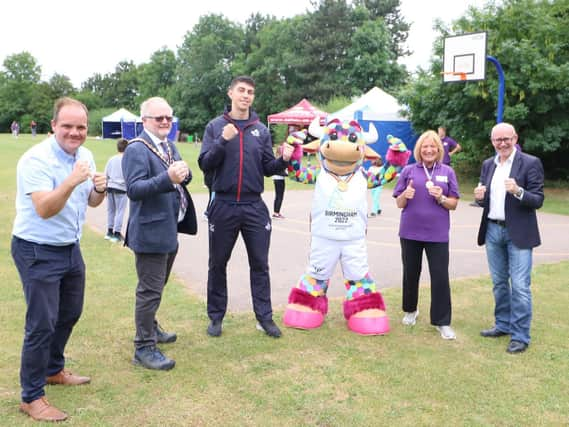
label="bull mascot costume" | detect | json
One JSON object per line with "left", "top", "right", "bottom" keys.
{"left": 283, "top": 118, "right": 410, "bottom": 335}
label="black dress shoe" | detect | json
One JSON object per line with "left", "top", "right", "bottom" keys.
{"left": 156, "top": 323, "right": 177, "bottom": 344}
{"left": 480, "top": 326, "right": 509, "bottom": 338}
{"left": 133, "top": 346, "right": 175, "bottom": 370}
{"left": 256, "top": 319, "right": 282, "bottom": 338}
{"left": 207, "top": 319, "right": 222, "bottom": 337}
{"left": 506, "top": 340, "right": 528, "bottom": 354}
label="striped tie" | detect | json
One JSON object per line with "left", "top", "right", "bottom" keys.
{"left": 161, "top": 141, "right": 188, "bottom": 221}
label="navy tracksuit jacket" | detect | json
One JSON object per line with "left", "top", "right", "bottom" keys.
{"left": 198, "top": 107, "right": 288, "bottom": 321}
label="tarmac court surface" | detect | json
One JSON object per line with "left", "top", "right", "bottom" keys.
{"left": 87, "top": 189, "right": 569, "bottom": 313}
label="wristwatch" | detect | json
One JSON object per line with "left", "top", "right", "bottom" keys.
{"left": 438, "top": 195, "right": 447, "bottom": 205}
{"left": 515, "top": 187, "right": 524, "bottom": 198}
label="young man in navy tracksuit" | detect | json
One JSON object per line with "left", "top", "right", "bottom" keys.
{"left": 199, "top": 76, "right": 293, "bottom": 338}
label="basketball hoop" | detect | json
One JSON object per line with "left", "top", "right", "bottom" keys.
{"left": 442, "top": 32, "right": 487, "bottom": 83}
{"left": 440, "top": 71, "right": 467, "bottom": 81}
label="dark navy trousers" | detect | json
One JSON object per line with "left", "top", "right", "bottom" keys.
{"left": 207, "top": 198, "right": 273, "bottom": 322}
{"left": 11, "top": 237, "right": 85, "bottom": 403}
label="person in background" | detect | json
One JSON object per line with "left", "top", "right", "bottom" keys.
{"left": 393, "top": 130, "right": 460, "bottom": 340}
{"left": 198, "top": 75, "right": 293, "bottom": 338}
{"left": 438, "top": 126, "right": 461, "bottom": 166}
{"left": 271, "top": 144, "right": 287, "bottom": 219}
{"left": 122, "top": 97, "right": 197, "bottom": 370}
{"left": 11, "top": 97, "right": 106, "bottom": 422}
{"left": 474, "top": 122, "right": 544, "bottom": 354}
{"left": 11, "top": 120, "right": 20, "bottom": 137}
{"left": 30, "top": 120, "right": 37, "bottom": 137}
{"left": 104, "top": 138, "right": 128, "bottom": 242}
{"left": 368, "top": 156, "right": 384, "bottom": 216}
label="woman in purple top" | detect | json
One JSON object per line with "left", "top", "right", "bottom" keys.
{"left": 393, "top": 130, "right": 460, "bottom": 340}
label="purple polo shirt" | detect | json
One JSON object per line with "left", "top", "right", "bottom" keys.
{"left": 393, "top": 162, "right": 460, "bottom": 242}
{"left": 442, "top": 136, "right": 458, "bottom": 165}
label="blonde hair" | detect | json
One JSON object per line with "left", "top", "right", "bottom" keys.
{"left": 413, "top": 130, "right": 444, "bottom": 164}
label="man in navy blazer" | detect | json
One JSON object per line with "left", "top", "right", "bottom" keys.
{"left": 122, "top": 97, "right": 196, "bottom": 370}
{"left": 474, "top": 122, "right": 544, "bottom": 354}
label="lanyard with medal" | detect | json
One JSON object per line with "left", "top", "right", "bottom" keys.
{"left": 423, "top": 162, "right": 436, "bottom": 189}
{"left": 325, "top": 163, "right": 355, "bottom": 192}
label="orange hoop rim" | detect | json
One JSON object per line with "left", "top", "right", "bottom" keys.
{"left": 440, "top": 71, "right": 467, "bottom": 81}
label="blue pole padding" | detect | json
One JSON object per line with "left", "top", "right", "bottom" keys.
{"left": 486, "top": 55, "right": 505, "bottom": 124}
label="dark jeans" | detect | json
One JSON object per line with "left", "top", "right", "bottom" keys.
{"left": 11, "top": 237, "right": 85, "bottom": 403}
{"left": 207, "top": 198, "right": 273, "bottom": 322}
{"left": 134, "top": 249, "right": 177, "bottom": 349}
{"left": 273, "top": 179, "right": 285, "bottom": 213}
{"left": 400, "top": 238, "right": 452, "bottom": 326}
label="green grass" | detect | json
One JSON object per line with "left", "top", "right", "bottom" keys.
{"left": 1, "top": 134, "right": 568, "bottom": 425}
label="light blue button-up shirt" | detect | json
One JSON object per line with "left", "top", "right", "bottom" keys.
{"left": 12, "top": 136, "right": 96, "bottom": 245}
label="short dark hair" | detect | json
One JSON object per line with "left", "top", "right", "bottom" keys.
{"left": 229, "top": 75, "right": 255, "bottom": 89}
{"left": 52, "top": 97, "right": 88, "bottom": 122}
{"left": 117, "top": 138, "right": 128, "bottom": 153}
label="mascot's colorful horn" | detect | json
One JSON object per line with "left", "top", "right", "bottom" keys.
{"left": 282, "top": 117, "right": 408, "bottom": 335}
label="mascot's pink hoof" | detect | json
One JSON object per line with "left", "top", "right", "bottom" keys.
{"left": 347, "top": 315, "right": 390, "bottom": 336}
{"left": 283, "top": 308, "right": 324, "bottom": 329}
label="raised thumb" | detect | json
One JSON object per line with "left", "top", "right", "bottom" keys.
{"left": 407, "top": 179, "right": 414, "bottom": 188}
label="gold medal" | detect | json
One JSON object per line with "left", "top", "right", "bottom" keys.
{"left": 425, "top": 180, "right": 434, "bottom": 189}
{"left": 337, "top": 181, "right": 348, "bottom": 191}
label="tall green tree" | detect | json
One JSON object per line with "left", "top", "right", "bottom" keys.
{"left": 107, "top": 61, "right": 139, "bottom": 110}
{"left": 0, "top": 52, "right": 42, "bottom": 129}
{"left": 239, "top": 15, "right": 309, "bottom": 116}
{"left": 136, "top": 48, "right": 178, "bottom": 105}
{"left": 26, "top": 82, "right": 55, "bottom": 133}
{"left": 2, "top": 51, "right": 41, "bottom": 83}
{"left": 81, "top": 72, "right": 116, "bottom": 109}
{"left": 48, "top": 73, "right": 76, "bottom": 98}
{"left": 354, "top": 0, "right": 410, "bottom": 56}
{"left": 399, "top": 0, "right": 569, "bottom": 178}
{"left": 345, "top": 18, "right": 407, "bottom": 93}
{"left": 297, "top": 0, "right": 358, "bottom": 101}
{"left": 173, "top": 14, "right": 245, "bottom": 134}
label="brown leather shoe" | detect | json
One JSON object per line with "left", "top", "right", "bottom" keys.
{"left": 46, "top": 369, "right": 91, "bottom": 386}
{"left": 20, "top": 396, "right": 68, "bottom": 422}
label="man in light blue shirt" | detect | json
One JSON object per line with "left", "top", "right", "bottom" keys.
{"left": 11, "top": 97, "right": 107, "bottom": 422}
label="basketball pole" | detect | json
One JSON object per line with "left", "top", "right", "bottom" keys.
{"left": 486, "top": 56, "right": 505, "bottom": 124}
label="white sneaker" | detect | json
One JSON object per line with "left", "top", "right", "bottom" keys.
{"left": 402, "top": 310, "right": 419, "bottom": 326}
{"left": 436, "top": 325, "right": 456, "bottom": 340}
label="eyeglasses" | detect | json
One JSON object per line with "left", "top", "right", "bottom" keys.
{"left": 491, "top": 136, "right": 514, "bottom": 144}
{"left": 145, "top": 115, "right": 173, "bottom": 123}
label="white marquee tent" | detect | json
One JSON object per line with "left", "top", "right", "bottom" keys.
{"left": 329, "top": 87, "right": 418, "bottom": 161}
{"left": 102, "top": 108, "right": 179, "bottom": 140}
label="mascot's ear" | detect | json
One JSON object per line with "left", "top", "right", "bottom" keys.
{"left": 308, "top": 117, "right": 324, "bottom": 139}
{"left": 302, "top": 139, "right": 321, "bottom": 153}
{"left": 364, "top": 145, "right": 381, "bottom": 160}
{"left": 363, "top": 123, "right": 378, "bottom": 144}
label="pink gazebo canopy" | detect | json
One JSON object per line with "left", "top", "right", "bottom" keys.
{"left": 268, "top": 99, "right": 327, "bottom": 126}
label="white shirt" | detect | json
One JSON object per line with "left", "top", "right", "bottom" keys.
{"left": 488, "top": 149, "right": 517, "bottom": 221}
{"left": 311, "top": 168, "right": 368, "bottom": 241}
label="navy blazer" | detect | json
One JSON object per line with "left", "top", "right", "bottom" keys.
{"left": 477, "top": 150, "right": 544, "bottom": 249}
{"left": 122, "top": 131, "right": 197, "bottom": 254}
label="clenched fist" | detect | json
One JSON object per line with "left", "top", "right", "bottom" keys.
{"left": 222, "top": 123, "right": 239, "bottom": 141}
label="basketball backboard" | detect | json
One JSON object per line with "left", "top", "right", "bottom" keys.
{"left": 442, "top": 32, "right": 487, "bottom": 83}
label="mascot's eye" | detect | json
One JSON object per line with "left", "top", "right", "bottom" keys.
{"left": 348, "top": 133, "right": 358, "bottom": 143}
{"left": 329, "top": 132, "right": 338, "bottom": 140}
